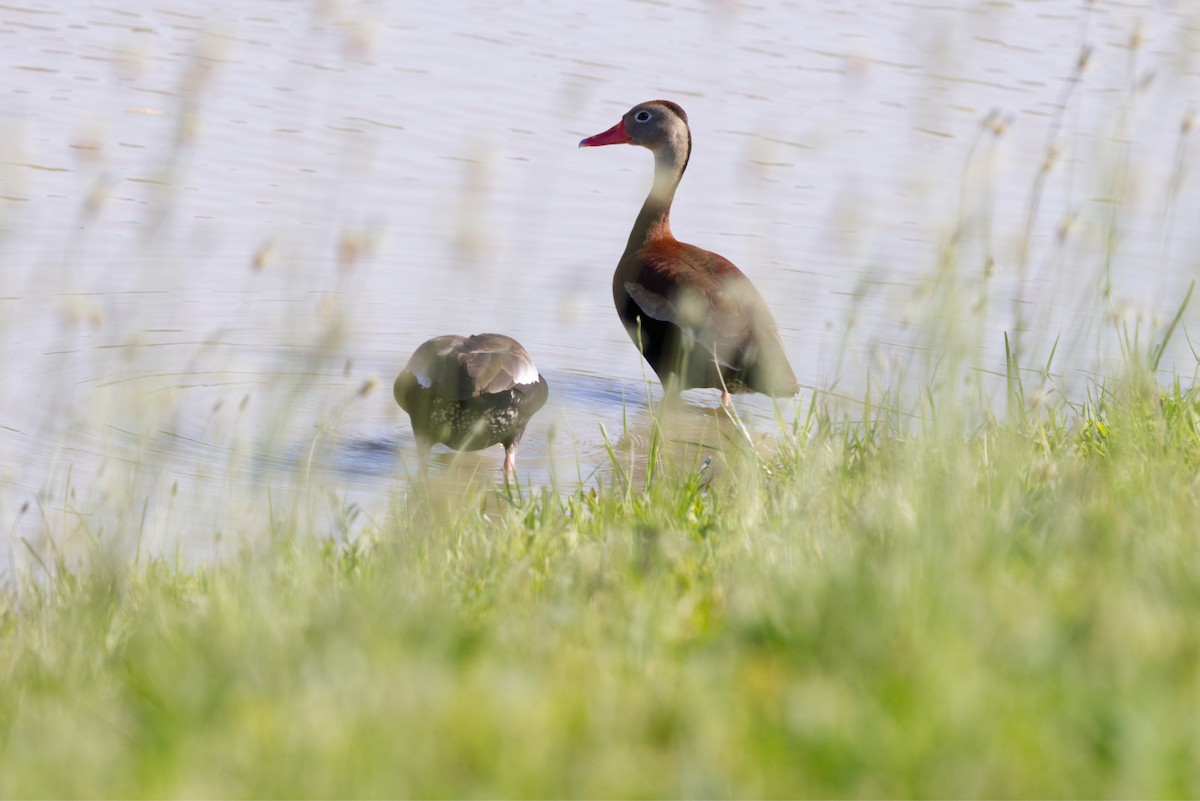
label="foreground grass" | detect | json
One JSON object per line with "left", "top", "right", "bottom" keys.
{"left": 3, "top": 373, "right": 1200, "bottom": 798}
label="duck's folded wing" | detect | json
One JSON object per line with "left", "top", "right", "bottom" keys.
{"left": 460, "top": 333, "right": 542, "bottom": 395}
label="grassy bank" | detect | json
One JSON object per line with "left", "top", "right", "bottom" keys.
{"left": 3, "top": 358, "right": 1200, "bottom": 798}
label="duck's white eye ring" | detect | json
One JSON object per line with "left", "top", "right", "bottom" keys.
{"left": 634, "top": 110, "right": 652, "bottom": 123}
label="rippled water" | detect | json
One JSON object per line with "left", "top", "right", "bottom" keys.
{"left": 3, "top": 0, "right": 1199, "bottom": 570}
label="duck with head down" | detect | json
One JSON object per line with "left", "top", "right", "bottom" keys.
{"left": 579, "top": 100, "right": 797, "bottom": 405}
{"left": 394, "top": 333, "right": 548, "bottom": 477}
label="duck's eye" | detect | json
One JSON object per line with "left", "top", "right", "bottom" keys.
{"left": 634, "top": 110, "right": 652, "bottom": 123}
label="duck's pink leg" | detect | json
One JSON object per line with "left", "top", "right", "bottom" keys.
{"left": 502, "top": 444, "right": 517, "bottom": 478}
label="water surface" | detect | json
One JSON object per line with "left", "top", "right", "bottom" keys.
{"left": 3, "top": 0, "right": 1199, "bottom": 570}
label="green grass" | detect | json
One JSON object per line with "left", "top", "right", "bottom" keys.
{"left": 4, "top": 355, "right": 1200, "bottom": 798}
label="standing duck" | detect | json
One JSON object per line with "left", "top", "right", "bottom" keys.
{"left": 394, "top": 333, "right": 549, "bottom": 476}
{"left": 579, "top": 100, "right": 797, "bottom": 403}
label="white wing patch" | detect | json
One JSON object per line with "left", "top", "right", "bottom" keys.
{"left": 412, "top": 367, "right": 435, "bottom": 388}
{"left": 511, "top": 360, "right": 540, "bottom": 386}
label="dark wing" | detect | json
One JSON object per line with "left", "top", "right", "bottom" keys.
{"left": 459, "top": 333, "right": 543, "bottom": 396}
{"left": 400, "top": 333, "right": 544, "bottom": 403}
{"left": 629, "top": 241, "right": 796, "bottom": 393}
{"left": 399, "top": 335, "right": 477, "bottom": 400}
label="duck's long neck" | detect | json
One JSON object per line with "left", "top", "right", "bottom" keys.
{"left": 624, "top": 138, "right": 690, "bottom": 254}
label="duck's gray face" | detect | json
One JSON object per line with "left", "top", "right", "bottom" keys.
{"left": 579, "top": 100, "right": 690, "bottom": 158}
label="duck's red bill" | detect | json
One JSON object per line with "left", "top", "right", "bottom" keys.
{"left": 579, "top": 119, "right": 631, "bottom": 147}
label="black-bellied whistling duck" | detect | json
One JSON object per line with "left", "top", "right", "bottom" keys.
{"left": 394, "top": 333, "right": 549, "bottom": 476}
{"left": 579, "top": 100, "right": 798, "bottom": 404}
